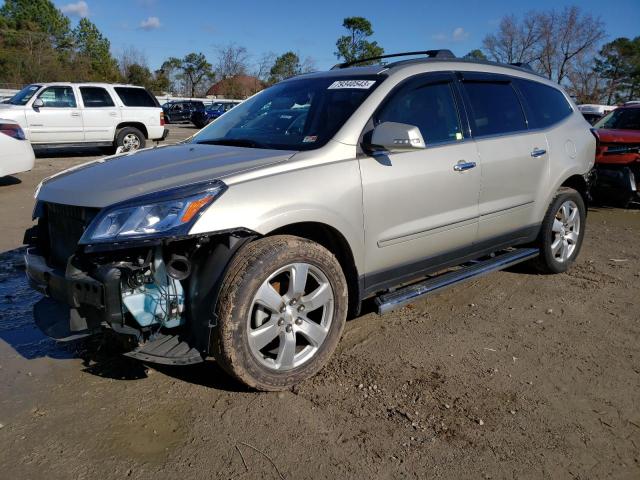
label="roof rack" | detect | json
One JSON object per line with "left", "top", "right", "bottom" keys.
{"left": 331, "top": 49, "right": 456, "bottom": 69}
{"left": 509, "top": 62, "right": 534, "bottom": 71}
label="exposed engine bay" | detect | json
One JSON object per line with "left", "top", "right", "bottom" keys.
{"left": 120, "top": 249, "right": 187, "bottom": 330}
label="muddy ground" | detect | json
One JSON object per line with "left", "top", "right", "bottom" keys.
{"left": 0, "top": 124, "right": 638, "bottom": 479}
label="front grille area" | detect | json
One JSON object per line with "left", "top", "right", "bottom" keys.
{"left": 45, "top": 203, "right": 99, "bottom": 267}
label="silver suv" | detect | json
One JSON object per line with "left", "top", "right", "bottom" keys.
{"left": 24, "top": 50, "right": 595, "bottom": 390}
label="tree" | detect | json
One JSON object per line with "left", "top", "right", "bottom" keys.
{"left": 464, "top": 49, "right": 487, "bottom": 60}
{"left": 215, "top": 44, "right": 250, "bottom": 79}
{"left": 0, "top": 0, "right": 71, "bottom": 49}
{"left": 481, "top": 6, "right": 606, "bottom": 84}
{"left": 595, "top": 37, "right": 640, "bottom": 104}
{"left": 165, "top": 53, "right": 215, "bottom": 97}
{"left": 335, "top": 16, "right": 384, "bottom": 65}
{"left": 267, "top": 51, "right": 314, "bottom": 84}
{"left": 123, "top": 63, "right": 152, "bottom": 87}
{"left": 482, "top": 13, "right": 542, "bottom": 65}
{"left": 536, "top": 6, "right": 606, "bottom": 84}
{"left": 73, "top": 18, "right": 119, "bottom": 81}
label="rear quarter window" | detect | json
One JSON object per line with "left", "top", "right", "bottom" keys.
{"left": 114, "top": 87, "right": 158, "bottom": 107}
{"left": 515, "top": 79, "right": 573, "bottom": 129}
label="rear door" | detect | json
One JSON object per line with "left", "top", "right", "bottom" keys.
{"left": 78, "top": 86, "right": 119, "bottom": 142}
{"left": 360, "top": 72, "right": 481, "bottom": 291}
{"left": 458, "top": 73, "right": 548, "bottom": 241}
{"left": 26, "top": 86, "right": 84, "bottom": 143}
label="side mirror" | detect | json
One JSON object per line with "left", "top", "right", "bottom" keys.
{"left": 33, "top": 98, "right": 44, "bottom": 109}
{"left": 368, "top": 121, "right": 426, "bottom": 154}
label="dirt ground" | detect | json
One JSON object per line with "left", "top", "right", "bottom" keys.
{"left": 0, "top": 125, "right": 638, "bottom": 479}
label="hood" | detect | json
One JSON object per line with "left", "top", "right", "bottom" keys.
{"left": 593, "top": 128, "right": 640, "bottom": 144}
{"left": 38, "top": 143, "right": 295, "bottom": 208}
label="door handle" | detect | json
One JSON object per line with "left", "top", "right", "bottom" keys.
{"left": 70, "top": 112, "right": 80, "bottom": 117}
{"left": 109, "top": 112, "right": 117, "bottom": 116}
{"left": 453, "top": 161, "right": 477, "bottom": 172}
{"left": 531, "top": 148, "right": 547, "bottom": 158}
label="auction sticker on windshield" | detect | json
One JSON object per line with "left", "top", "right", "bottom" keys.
{"left": 328, "top": 80, "right": 376, "bottom": 89}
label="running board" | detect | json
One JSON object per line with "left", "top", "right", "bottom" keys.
{"left": 124, "top": 333, "right": 204, "bottom": 366}
{"left": 375, "top": 248, "right": 539, "bottom": 315}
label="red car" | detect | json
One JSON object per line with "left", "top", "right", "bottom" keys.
{"left": 591, "top": 104, "right": 640, "bottom": 206}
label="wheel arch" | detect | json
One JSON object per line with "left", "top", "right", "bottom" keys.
{"left": 268, "top": 222, "right": 362, "bottom": 318}
{"left": 560, "top": 174, "right": 590, "bottom": 210}
{"left": 116, "top": 122, "right": 148, "bottom": 139}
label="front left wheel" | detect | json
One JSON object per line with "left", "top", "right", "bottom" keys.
{"left": 211, "top": 235, "right": 348, "bottom": 391}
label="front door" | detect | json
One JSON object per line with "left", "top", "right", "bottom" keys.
{"left": 360, "top": 73, "right": 481, "bottom": 292}
{"left": 26, "top": 85, "right": 84, "bottom": 143}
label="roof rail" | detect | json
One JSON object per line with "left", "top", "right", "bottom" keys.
{"left": 509, "top": 62, "right": 534, "bottom": 71}
{"left": 331, "top": 49, "right": 456, "bottom": 69}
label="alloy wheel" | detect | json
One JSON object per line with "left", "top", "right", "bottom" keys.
{"left": 247, "top": 263, "right": 334, "bottom": 371}
{"left": 551, "top": 200, "right": 581, "bottom": 263}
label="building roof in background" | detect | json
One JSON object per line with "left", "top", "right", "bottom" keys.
{"left": 206, "top": 75, "right": 265, "bottom": 99}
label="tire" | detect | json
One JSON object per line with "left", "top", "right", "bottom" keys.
{"left": 533, "top": 187, "right": 586, "bottom": 274}
{"left": 115, "top": 127, "right": 145, "bottom": 152}
{"left": 211, "top": 235, "right": 348, "bottom": 391}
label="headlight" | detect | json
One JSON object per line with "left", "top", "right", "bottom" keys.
{"left": 80, "top": 181, "right": 226, "bottom": 244}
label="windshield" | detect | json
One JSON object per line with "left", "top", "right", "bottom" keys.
{"left": 8, "top": 84, "right": 41, "bottom": 105}
{"left": 594, "top": 108, "right": 640, "bottom": 130}
{"left": 191, "top": 75, "right": 383, "bottom": 150}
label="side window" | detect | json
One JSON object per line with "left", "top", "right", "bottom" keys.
{"left": 375, "top": 80, "right": 463, "bottom": 145}
{"left": 79, "top": 87, "right": 115, "bottom": 108}
{"left": 114, "top": 87, "right": 157, "bottom": 107}
{"left": 38, "top": 86, "right": 77, "bottom": 108}
{"left": 515, "top": 79, "right": 573, "bottom": 129}
{"left": 463, "top": 81, "right": 527, "bottom": 137}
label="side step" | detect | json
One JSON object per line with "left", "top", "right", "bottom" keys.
{"left": 375, "top": 248, "right": 539, "bottom": 315}
{"left": 124, "top": 333, "right": 204, "bottom": 366}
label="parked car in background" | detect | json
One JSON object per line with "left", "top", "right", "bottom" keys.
{"left": 578, "top": 104, "right": 617, "bottom": 125}
{"left": 0, "top": 118, "right": 35, "bottom": 177}
{"left": 591, "top": 103, "right": 640, "bottom": 206}
{"left": 162, "top": 100, "right": 205, "bottom": 124}
{"left": 24, "top": 50, "right": 594, "bottom": 391}
{"left": 0, "top": 83, "right": 167, "bottom": 152}
{"left": 191, "top": 101, "right": 240, "bottom": 128}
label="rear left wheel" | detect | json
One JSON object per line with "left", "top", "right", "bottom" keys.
{"left": 211, "top": 235, "right": 348, "bottom": 391}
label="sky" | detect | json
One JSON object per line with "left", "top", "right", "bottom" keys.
{"left": 44, "top": 0, "right": 640, "bottom": 72}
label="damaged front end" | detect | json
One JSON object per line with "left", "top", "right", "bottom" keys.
{"left": 24, "top": 182, "right": 252, "bottom": 365}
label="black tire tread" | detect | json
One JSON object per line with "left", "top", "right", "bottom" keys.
{"left": 211, "top": 235, "right": 348, "bottom": 391}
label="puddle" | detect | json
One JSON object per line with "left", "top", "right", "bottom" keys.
{"left": 0, "top": 248, "right": 79, "bottom": 359}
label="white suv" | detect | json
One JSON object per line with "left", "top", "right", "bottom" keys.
{"left": 0, "top": 83, "right": 167, "bottom": 152}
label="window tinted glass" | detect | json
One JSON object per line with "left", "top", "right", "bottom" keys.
{"left": 38, "top": 86, "right": 77, "bottom": 108}
{"left": 114, "top": 87, "right": 157, "bottom": 107}
{"left": 516, "top": 79, "right": 572, "bottom": 128}
{"left": 80, "top": 87, "right": 115, "bottom": 107}
{"left": 8, "top": 84, "right": 41, "bottom": 105}
{"left": 375, "top": 80, "right": 462, "bottom": 144}
{"left": 594, "top": 108, "right": 640, "bottom": 130}
{"left": 192, "top": 75, "right": 383, "bottom": 151}
{"left": 463, "top": 81, "right": 526, "bottom": 136}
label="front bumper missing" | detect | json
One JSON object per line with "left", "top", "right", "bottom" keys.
{"left": 24, "top": 247, "right": 204, "bottom": 364}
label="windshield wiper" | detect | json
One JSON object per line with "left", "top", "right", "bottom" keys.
{"left": 196, "top": 138, "right": 265, "bottom": 149}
